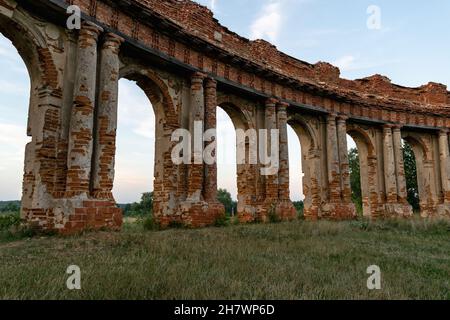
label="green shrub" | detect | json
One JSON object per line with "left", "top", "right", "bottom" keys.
{"left": 293, "top": 201, "right": 304, "bottom": 219}
{"left": 214, "top": 215, "right": 229, "bottom": 228}
{"left": 0, "top": 212, "right": 21, "bottom": 231}
{"left": 138, "top": 215, "right": 159, "bottom": 231}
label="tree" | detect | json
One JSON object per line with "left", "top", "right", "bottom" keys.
{"left": 140, "top": 192, "right": 153, "bottom": 212}
{"left": 348, "top": 148, "right": 363, "bottom": 214}
{"left": 403, "top": 143, "right": 420, "bottom": 212}
{"left": 122, "top": 192, "right": 153, "bottom": 216}
{"left": 217, "top": 188, "right": 237, "bottom": 215}
{"left": 293, "top": 201, "right": 304, "bottom": 217}
{"left": 0, "top": 201, "right": 20, "bottom": 213}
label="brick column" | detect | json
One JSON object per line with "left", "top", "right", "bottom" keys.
{"left": 203, "top": 77, "right": 218, "bottom": 202}
{"left": 337, "top": 115, "right": 352, "bottom": 203}
{"left": 66, "top": 22, "right": 103, "bottom": 196}
{"left": 276, "top": 102, "right": 290, "bottom": 201}
{"left": 383, "top": 125, "right": 398, "bottom": 203}
{"left": 187, "top": 72, "right": 206, "bottom": 202}
{"left": 264, "top": 98, "right": 279, "bottom": 203}
{"left": 439, "top": 129, "right": 450, "bottom": 203}
{"left": 92, "top": 33, "right": 124, "bottom": 200}
{"left": 392, "top": 126, "right": 408, "bottom": 203}
{"left": 326, "top": 114, "right": 341, "bottom": 203}
{"left": 274, "top": 102, "right": 297, "bottom": 221}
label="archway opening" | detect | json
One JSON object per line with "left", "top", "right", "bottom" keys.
{"left": 216, "top": 106, "right": 237, "bottom": 216}
{"left": 113, "top": 78, "right": 155, "bottom": 220}
{"left": 0, "top": 33, "right": 30, "bottom": 215}
{"left": 402, "top": 139, "right": 420, "bottom": 214}
{"left": 346, "top": 127, "right": 378, "bottom": 218}
{"left": 287, "top": 115, "right": 318, "bottom": 219}
{"left": 346, "top": 134, "right": 363, "bottom": 216}
{"left": 287, "top": 124, "right": 304, "bottom": 216}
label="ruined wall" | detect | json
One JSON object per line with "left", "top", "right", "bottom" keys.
{"left": 1, "top": 0, "right": 449, "bottom": 234}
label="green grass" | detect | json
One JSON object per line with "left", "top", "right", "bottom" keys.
{"left": 0, "top": 217, "right": 449, "bottom": 300}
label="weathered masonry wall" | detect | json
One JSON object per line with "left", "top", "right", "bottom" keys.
{"left": 1, "top": 0, "right": 449, "bottom": 234}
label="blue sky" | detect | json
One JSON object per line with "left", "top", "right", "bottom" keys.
{"left": 0, "top": 0, "right": 449, "bottom": 202}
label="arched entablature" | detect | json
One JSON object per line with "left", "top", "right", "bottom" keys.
{"left": 402, "top": 132, "right": 432, "bottom": 163}
{"left": 347, "top": 123, "right": 381, "bottom": 217}
{"left": 119, "top": 65, "right": 180, "bottom": 128}
{"left": 216, "top": 92, "right": 255, "bottom": 131}
{"left": 287, "top": 112, "right": 322, "bottom": 219}
{"left": 346, "top": 125, "right": 376, "bottom": 157}
{"left": 287, "top": 113, "right": 319, "bottom": 155}
{"left": 218, "top": 102, "right": 253, "bottom": 131}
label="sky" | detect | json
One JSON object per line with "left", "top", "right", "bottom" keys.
{"left": 0, "top": 0, "right": 449, "bottom": 202}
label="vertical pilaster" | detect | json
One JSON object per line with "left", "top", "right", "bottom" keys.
{"left": 187, "top": 72, "right": 205, "bottom": 201}
{"left": 92, "top": 33, "right": 124, "bottom": 199}
{"left": 203, "top": 78, "right": 218, "bottom": 202}
{"left": 392, "top": 126, "right": 408, "bottom": 203}
{"left": 326, "top": 114, "right": 341, "bottom": 203}
{"left": 337, "top": 115, "right": 352, "bottom": 203}
{"left": 264, "top": 98, "right": 279, "bottom": 203}
{"left": 439, "top": 129, "right": 450, "bottom": 203}
{"left": 383, "top": 125, "right": 398, "bottom": 203}
{"left": 277, "top": 102, "right": 290, "bottom": 201}
{"left": 66, "top": 22, "right": 103, "bottom": 196}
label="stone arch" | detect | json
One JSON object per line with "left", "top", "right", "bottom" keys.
{"left": 119, "top": 65, "right": 181, "bottom": 220}
{"left": 0, "top": 3, "right": 62, "bottom": 216}
{"left": 287, "top": 113, "right": 321, "bottom": 219}
{"left": 216, "top": 100, "right": 256, "bottom": 220}
{"left": 218, "top": 102, "right": 253, "bottom": 131}
{"left": 0, "top": 7, "right": 47, "bottom": 84}
{"left": 347, "top": 124, "right": 380, "bottom": 217}
{"left": 402, "top": 132, "right": 437, "bottom": 216}
{"left": 120, "top": 66, "right": 178, "bottom": 127}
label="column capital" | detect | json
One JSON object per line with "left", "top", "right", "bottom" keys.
{"left": 204, "top": 77, "right": 217, "bottom": 89}
{"left": 327, "top": 112, "right": 338, "bottom": 122}
{"left": 439, "top": 128, "right": 450, "bottom": 135}
{"left": 79, "top": 21, "right": 103, "bottom": 40}
{"left": 276, "top": 101, "right": 289, "bottom": 112}
{"left": 336, "top": 114, "right": 348, "bottom": 123}
{"left": 191, "top": 71, "right": 206, "bottom": 82}
{"left": 102, "top": 32, "right": 125, "bottom": 49}
{"left": 265, "top": 97, "right": 278, "bottom": 107}
{"left": 392, "top": 124, "right": 403, "bottom": 131}
{"left": 383, "top": 123, "right": 395, "bottom": 131}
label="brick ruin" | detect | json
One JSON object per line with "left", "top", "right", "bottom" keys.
{"left": 1, "top": 0, "right": 449, "bottom": 233}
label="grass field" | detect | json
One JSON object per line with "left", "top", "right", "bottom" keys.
{"left": 0, "top": 216, "right": 449, "bottom": 300}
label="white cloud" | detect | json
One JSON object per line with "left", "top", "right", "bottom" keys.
{"left": 333, "top": 54, "right": 401, "bottom": 74}
{"left": 333, "top": 55, "right": 357, "bottom": 71}
{"left": 194, "top": 0, "right": 218, "bottom": 12}
{"left": 250, "top": 0, "right": 283, "bottom": 43}
{"left": 209, "top": 0, "right": 217, "bottom": 11}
